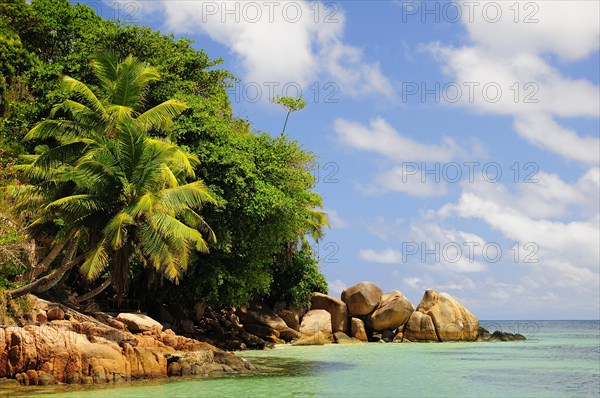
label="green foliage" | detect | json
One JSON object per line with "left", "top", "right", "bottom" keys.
{"left": 274, "top": 95, "right": 306, "bottom": 135}
{"left": 13, "top": 54, "right": 215, "bottom": 298}
{"left": 0, "top": 0, "right": 328, "bottom": 308}
{"left": 274, "top": 96, "right": 306, "bottom": 113}
{"left": 165, "top": 98, "right": 327, "bottom": 306}
{"left": 269, "top": 247, "right": 328, "bottom": 307}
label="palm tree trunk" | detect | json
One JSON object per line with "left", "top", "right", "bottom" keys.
{"left": 25, "top": 240, "right": 67, "bottom": 281}
{"left": 76, "top": 276, "right": 112, "bottom": 303}
{"left": 10, "top": 253, "right": 87, "bottom": 298}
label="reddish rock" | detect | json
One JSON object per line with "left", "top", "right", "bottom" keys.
{"left": 47, "top": 307, "right": 65, "bottom": 321}
{"left": 1, "top": 298, "right": 256, "bottom": 385}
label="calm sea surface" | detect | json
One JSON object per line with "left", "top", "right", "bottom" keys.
{"left": 6, "top": 320, "right": 600, "bottom": 398}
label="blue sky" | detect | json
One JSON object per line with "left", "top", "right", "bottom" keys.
{"left": 92, "top": 1, "right": 599, "bottom": 319}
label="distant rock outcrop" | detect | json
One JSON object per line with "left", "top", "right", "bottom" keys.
{"left": 413, "top": 289, "right": 479, "bottom": 341}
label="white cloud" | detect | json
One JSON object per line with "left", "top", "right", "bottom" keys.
{"left": 513, "top": 114, "right": 600, "bottom": 165}
{"left": 328, "top": 279, "right": 347, "bottom": 296}
{"left": 403, "top": 276, "right": 421, "bottom": 289}
{"left": 334, "top": 117, "right": 465, "bottom": 162}
{"left": 426, "top": 1, "right": 600, "bottom": 165}
{"left": 362, "top": 216, "right": 405, "bottom": 242}
{"left": 334, "top": 117, "right": 483, "bottom": 196}
{"left": 359, "top": 248, "right": 403, "bottom": 264}
{"left": 439, "top": 192, "right": 600, "bottom": 270}
{"left": 446, "top": 167, "right": 600, "bottom": 219}
{"left": 324, "top": 209, "right": 349, "bottom": 229}
{"left": 463, "top": 1, "right": 600, "bottom": 62}
{"left": 152, "top": 1, "right": 393, "bottom": 99}
{"left": 359, "top": 221, "right": 489, "bottom": 273}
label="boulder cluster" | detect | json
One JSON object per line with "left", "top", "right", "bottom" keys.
{"left": 297, "top": 282, "right": 480, "bottom": 344}
{"left": 192, "top": 282, "right": 523, "bottom": 347}
{"left": 0, "top": 297, "right": 255, "bottom": 386}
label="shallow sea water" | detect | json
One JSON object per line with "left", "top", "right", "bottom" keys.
{"left": 5, "top": 320, "right": 599, "bottom": 398}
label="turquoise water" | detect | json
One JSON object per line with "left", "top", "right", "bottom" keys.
{"left": 7, "top": 321, "right": 600, "bottom": 398}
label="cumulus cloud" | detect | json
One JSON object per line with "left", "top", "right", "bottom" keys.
{"left": 149, "top": 1, "right": 393, "bottom": 99}
{"left": 324, "top": 209, "right": 350, "bottom": 229}
{"left": 359, "top": 248, "right": 403, "bottom": 264}
{"left": 359, "top": 221, "right": 489, "bottom": 273}
{"left": 439, "top": 192, "right": 600, "bottom": 269}
{"left": 328, "top": 279, "right": 348, "bottom": 295}
{"left": 334, "top": 117, "right": 482, "bottom": 196}
{"left": 334, "top": 117, "right": 465, "bottom": 162}
{"left": 426, "top": 0, "right": 600, "bottom": 165}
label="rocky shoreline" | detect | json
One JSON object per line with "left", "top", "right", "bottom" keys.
{"left": 0, "top": 297, "right": 255, "bottom": 387}
{"left": 194, "top": 282, "right": 525, "bottom": 348}
{"left": 1, "top": 282, "right": 524, "bottom": 387}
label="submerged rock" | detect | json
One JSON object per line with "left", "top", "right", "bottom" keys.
{"left": 333, "top": 332, "right": 362, "bottom": 344}
{"left": 292, "top": 331, "right": 328, "bottom": 346}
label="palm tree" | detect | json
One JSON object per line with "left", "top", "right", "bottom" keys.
{"left": 11, "top": 118, "right": 215, "bottom": 299}
{"left": 9, "top": 53, "right": 215, "bottom": 300}
{"left": 24, "top": 52, "right": 188, "bottom": 174}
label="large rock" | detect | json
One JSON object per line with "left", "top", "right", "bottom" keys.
{"left": 276, "top": 309, "right": 300, "bottom": 331}
{"left": 333, "top": 332, "right": 362, "bottom": 344}
{"left": 415, "top": 289, "right": 479, "bottom": 341}
{"left": 278, "top": 328, "right": 301, "bottom": 342}
{"left": 367, "top": 290, "right": 414, "bottom": 332}
{"left": 47, "top": 307, "right": 65, "bottom": 321}
{"left": 299, "top": 310, "right": 332, "bottom": 339}
{"left": 310, "top": 293, "right": 348, "bottom": 333}
{"left": 236, "top": 305, "right": 289, "bottom": 333}
{"left": 292, "top": 331, "right": 327, "bottom": 346}
{"left": 341, "top": 281, "right": 382, "bottom": 316}
{"left": 117, "top": 313, "right": 163, "bottom": 334}
{"left": 350, "top": 318, "right": 368, "bottom": 342}
{"left": 1, "top": 298, "right": 255, "bottom": 385}
{"left": 403, "top": 311, "right": 439, "bottom": 342}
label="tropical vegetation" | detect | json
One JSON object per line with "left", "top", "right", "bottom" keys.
{"left": 0, "top": 0, "right": 328, "bottom": 314}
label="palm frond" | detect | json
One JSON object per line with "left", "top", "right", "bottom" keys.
{"left": 157, "top": 181, "right": 215, "bottom": 212}
{"left": 104, "top": 211, "right": 134, "bottom": 249}
{"left": 25, "top": 119, "right": 88, "bottom": 141}
{"left": 149, "top": 212, "right": 209, "bottom": 253}
{"left": 61, "top": 76, "right": 108, "bottom": 122}
{"left": 136, "top": 100, "right": 189, "bottom": 129}
{"left": 80, "top": 240, "right": 110, "bottom": 281}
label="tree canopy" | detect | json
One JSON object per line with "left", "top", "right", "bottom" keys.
{"left": 0, "top": 0, "right": 328, "bottom": 309}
